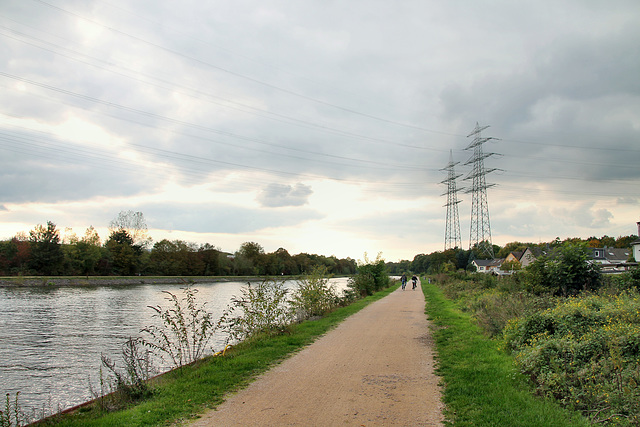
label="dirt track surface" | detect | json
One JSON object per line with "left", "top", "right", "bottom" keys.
{"left": 189, "top": 284, "right": 444, "bottom": 426}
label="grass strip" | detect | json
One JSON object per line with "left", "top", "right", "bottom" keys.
{"left": 37, "top": 284, "right": 399, "bottom": 427}
{"left": 423, "top": 281, "right": 589, "bottom": 427}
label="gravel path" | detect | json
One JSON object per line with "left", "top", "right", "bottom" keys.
{"left": 189, "top": 283, "right": 444, "bottom": 426}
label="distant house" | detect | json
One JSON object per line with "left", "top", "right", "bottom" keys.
{"left": 503, "top": 247, "right": 537, "bottom": 269}
{"left": 471, "top": 258, "right": 503, "bottom": 274}
{"left": 588, "top": 246, "right": 636, "bottom": 273}
{"left": 589, "top": 247, "right": 629, "bottom": 264}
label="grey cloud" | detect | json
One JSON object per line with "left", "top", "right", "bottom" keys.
{"left": 257, "top": 183, "right": 313, "bottom": 208}
{"left": 145, "top": 201, "right": 323, "bottom": 234}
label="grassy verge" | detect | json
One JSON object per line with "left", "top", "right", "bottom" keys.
{"left": 423, "top": 281, "right": 589, "bottom": 427}
{"left": 36, "top": 284, "right": 398, "bottom": 426}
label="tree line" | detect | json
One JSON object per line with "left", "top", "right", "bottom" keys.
{"left": 0, "top": 216, "right": 356, "bottom": 277}
{"left": 386, "top": 234, "right": 638, "bottom": 275}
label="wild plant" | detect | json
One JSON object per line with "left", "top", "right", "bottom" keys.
{"left": 504, "top": 291, "right": 640, "bottom": 424}
{"left": 100, "top": 337, "right": 154, "bottom": 403}
{"left": 223, "top": 279, "right": 291, "bottom": 342}
{"left": 348, "top": 252, "right": 389, "bottom": 297}
{"left": 140, "top": 287, "right": 219, "bottom": 369}
{"left": 0, "top": 392, "right": 23, "bottom": 427}
{"left": 290, "top": 266, "right": 338, "bottom": 321}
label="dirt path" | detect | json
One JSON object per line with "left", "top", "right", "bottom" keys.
{"left": 189, "top": 283, "right": 444, "bottom": 426}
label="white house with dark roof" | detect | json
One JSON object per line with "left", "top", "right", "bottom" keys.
{"left": 471, "top": 258, "right": 503, "bottom": 273}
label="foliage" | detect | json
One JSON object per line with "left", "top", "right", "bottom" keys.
{"left": 289, "top": 266, "right": 339, "bottom": 321}
{"left": 526, "top": 241, "right": 601, "bottom": 296}
{"left": 503, "top": 292, "right": 640, "bottom": 424}
{"left": 140, "top": 287, "right": 219, "bottom": 369}
{"left": 424, "top": 281, "right": 589, "bottom": 427}
{"left": 348, "top": 252, "right": 389, "bottom": 297}
{"left": 104, "top": 230, "right": 143, "bottom": 276}
{"left": 223, "top": 279, "right": 292, "bottom": 342}
{"left": 28, "top": 221, "right": 64, "bottom": 275}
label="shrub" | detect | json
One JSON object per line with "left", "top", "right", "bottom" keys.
{"left": 504, "top": 291, "right": 640, "bottom": 424}
{"left": 140, "top": 287, "right": 219, "bottom": 369}
{"left": 290, "top": 266, "right": 338, "bottom": 321}
{"left": 525, "top": 242, "right": 601, "bottom": 296}
{"left": 348, "top": 253, "right": 389, "bottom": 297}
{"left": 223, "top": 279, "right": 292, "bottom": 342}
{"left": 471, "top": 291, "right": 555, "bottom": 337}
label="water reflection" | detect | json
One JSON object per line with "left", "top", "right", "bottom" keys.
{"left": 0, "top": 278, "right": 349, "bottom": 414}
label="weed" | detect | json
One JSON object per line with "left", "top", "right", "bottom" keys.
{"left": 140, "top": 287, "right": 219, "bottom": 369}
{"left": 223, "top": 279, "right": 291, "bottom": 342}
{"left": 290, "top": 266, "right": 339, "bottom": 321}
{"left": 100, "top": 338, "right": 154, "bottom": 404}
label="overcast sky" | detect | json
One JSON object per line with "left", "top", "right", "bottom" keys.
{"left": 1, "top": 0, "right": 639, "bottom": 262}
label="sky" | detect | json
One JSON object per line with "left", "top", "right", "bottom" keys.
{"left": 1, "top": 0, "right": 639, "bottom": 262}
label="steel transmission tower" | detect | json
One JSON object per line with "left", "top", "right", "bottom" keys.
{"left": 441, "top": 150, "right": 463, "bottom": 250}
{"left": 464, "top": 123, "right": 499, "bottom": 258}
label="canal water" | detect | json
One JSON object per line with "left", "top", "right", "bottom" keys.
{"left": 0, "top": 278, "right": 350, "bottom": 417}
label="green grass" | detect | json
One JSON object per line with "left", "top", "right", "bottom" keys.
{"left": 423, "top": 281, "right": 590, "bottom": 427}
{"left": 36, "top": 284, "right": 398, "bottom": 426}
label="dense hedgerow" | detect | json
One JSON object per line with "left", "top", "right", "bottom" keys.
{"left": 503, "top": 292, "right": 640, "bottom": 425}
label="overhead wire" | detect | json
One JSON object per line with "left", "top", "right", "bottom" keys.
{"left": 0, "top": 1, "right": 637, "bottom": 201}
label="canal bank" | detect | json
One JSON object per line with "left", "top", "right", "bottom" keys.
{"left": 0, "top": 275, "right": 291, "bottom": 287}
{"left": 0, "top": 277, "right": 351, "bottom": 419}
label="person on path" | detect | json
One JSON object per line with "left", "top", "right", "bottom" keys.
{"left": 411, "top": 275, "right": 418, "bottom": 290}
{"left": 401, "top": 273, "right": 407, "bottom": 290}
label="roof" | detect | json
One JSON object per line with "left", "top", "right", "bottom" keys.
{"left": 590, "top": 247, "right": 631, "bottom": 263}
{"left": 472, "top": 259, "right": 503, "bottom": 267}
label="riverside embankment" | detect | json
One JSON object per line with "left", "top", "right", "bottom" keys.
{"left": 0, "top": 277, "right": 350, "bottom": 418}
{"left": 0, "top": 275, "right": 270, "bottom": 287}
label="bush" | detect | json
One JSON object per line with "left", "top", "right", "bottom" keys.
{"left": 504, "top": 291, "right": 640, "bottom": 424}
{"left": 471, "top": 291, "right": 555, "bottom": 337}
{"left": 348, "top": 253, "right": 390, "bottom": 297}
{"left": 140, "top": 287, "right": 219, "bottom": 369}
{"left": 526, "top": 242, "right": 601, "bottom": 296}
{"left": 223, "top": 279, "right": 292, "bottom": 342}
{"left": 290, "top": 266, "right": 339, "bottom": 321}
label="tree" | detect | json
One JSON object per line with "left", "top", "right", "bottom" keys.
{"left": 76, "top": 226, "right": 104, "bottom": 275}
{"left": 616, "top": 235, "right": 638, "bottom": 248}
{"left": 237, "top": 241, "right": 266, "bottom": 275}
{"left": 105, "top": 229, "right": 142, "bottom": 275}
{"left": 198, "top": 243, "right": 222, "bottom": 275}
{"left": 109, "top": 211, "right": 152, "bottom": 249}
{"left": 28, "top": 221, "right": 64, "bottom": 275}
{"left": 526, "top": 241, "right": 601, "bottom": 296}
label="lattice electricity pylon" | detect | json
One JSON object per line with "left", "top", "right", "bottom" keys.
{"left": 463, "top": 123, "right": 500, "bottom": 259}
{"left": 440, "top": 150, "right": 463, "bottom": 251}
